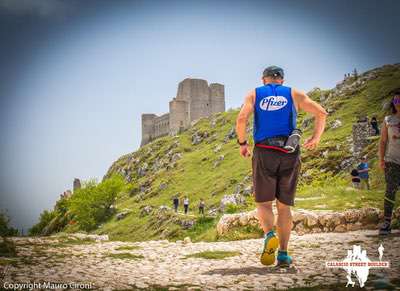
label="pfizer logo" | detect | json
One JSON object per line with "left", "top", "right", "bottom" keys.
{"left": 259, "top": 96, "right": 288, "bottom": 111}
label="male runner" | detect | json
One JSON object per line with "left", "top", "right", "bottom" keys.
{"left": 236, "top": 66, "right": 327, "bottom": 266}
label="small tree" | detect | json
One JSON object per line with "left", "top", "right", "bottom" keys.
{"left": 68, "top": 175, "right": 124, "bottom": 231}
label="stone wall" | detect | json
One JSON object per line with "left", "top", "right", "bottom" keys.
{"left": 216, "top": 207, "right": 400, "bottom": 236}
{"left": 153, "top": 113, "right": 170, "bottom": 138}
{"left": 141, "top": 78, "right": 225, "bottom": 146}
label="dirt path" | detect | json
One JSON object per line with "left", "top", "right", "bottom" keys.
{"left": 1, "top": 230, "right": 399, "bottom": 290}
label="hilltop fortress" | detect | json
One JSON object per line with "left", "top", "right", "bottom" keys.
{"left": 141, "top": 78, "right": 225, "bottom": 146}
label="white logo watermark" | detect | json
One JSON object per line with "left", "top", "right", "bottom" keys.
{"left": 325, "top": 244, "right": 390, "bottom": 287}
{"left": 259, "top": 96, "right": 288, "bottom": 111}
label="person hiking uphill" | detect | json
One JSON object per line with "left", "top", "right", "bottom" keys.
{"left": 236, "top": 66, "right": 327, "bottom": 266}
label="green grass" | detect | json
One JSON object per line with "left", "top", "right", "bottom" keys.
{"left": 50, "top": 237, "right": 96, "bottom": 248}
{"left": 35, "top": 64, "right": 400, "bottom": 243}
{"left": 105, "top": 252, "right": 144, "bottom": 260}
{"left": 184, "top": 250, "right": 241, "bottom": 260}
{"left": 114, "top": 245, "right": 141, "bottom": 251}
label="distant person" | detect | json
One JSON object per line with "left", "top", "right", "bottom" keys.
{"left": 357, "top": 157, "right": 370, "bottom": 190}
{"left": 198, "top": 198, "right": 205, "bottom": 215}
{"left": 351, "top": 168, "right": 360, "bottom": 189}
{"left": 173, "top": 195, "right": 179, "bottom": 213}
{"left": 370, "top": 116, "right": 380, "bottom": 135}
{"left": 378, "top": 91, "right": 400, "bottom": 235}
{"left": 183, "top": 196, "right": 189, "bottom": 214}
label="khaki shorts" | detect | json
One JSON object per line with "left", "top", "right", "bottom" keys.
{"left": 252, "top": 146, "right": 301, "bottom": 206}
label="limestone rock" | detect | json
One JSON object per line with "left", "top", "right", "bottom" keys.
{"left": 116, "top": 209, "right": 132, "bottom": 220}
{"left": 171, "top": 153, "right": 182, "bottom": 163}
{"left": 66, "top": 233, "right": 109, "bottom": 242}
{"left": 334, "top": 224, "right": 347, "bottom": 232}
{"left": 242, "top": 185, "right": 253, "bottom": 196}
{"left": 158, "top": 205, "right": 171, "bottom": 213}
{"left": 137, "top": 163, "right": 148, "bottom": 177}
{"left": 220, "top": 194, "right": 245, "bottom": 211}
{"left": 304, "top": 211, "right": 319, "bottom": 228}
{"left": 140, "top": 206, "right": 153, "bottom": 217}
{"left": 192, "top": 132, "right": 203, "bottom": 145}
{"left": 159, "top": 183, "right": 168, "bottom": 190}
{"left": 225, "top": 127, "right": 236, "bottom": 140}
{"left": 207, "top": 208, "right": 218, "bottom": 217}
{"left": 214, "top": 144, "right": 222, "bottom": 153}
{"left": 331, "top": 119, "right": 342, "bottom": 129}
{"left": 293, "top": 210, "right": 307, "bottom": 224}
{"left": 301, "top": 117, "right": 313, "bottom": 130}
{"left": 344, "top": 209, "right": 361, "bottom": 223}
{"left": 180, "top": 220, "right": 195, "bottom": 229}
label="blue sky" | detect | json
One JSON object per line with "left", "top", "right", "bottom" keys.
{"left": 0, "top": 0, "right": 399, "bottom": 231}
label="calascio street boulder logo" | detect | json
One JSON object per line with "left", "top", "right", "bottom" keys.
{"left": 325, "top": 244, "right": 390, "bottom": 287}
{"left": 259, "top": 96, "right": 288, "bottom": 111}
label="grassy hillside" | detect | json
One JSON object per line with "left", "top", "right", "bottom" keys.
{"left": 33, "top": 64, "right": 400, "bottom": 242}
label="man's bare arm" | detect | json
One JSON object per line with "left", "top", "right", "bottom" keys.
{"left": 236, "top": 90, "right": 255, "bottom": 157}
{"left": 236, "top": 90, "right": 255, "bottom": 142}
{"left": 292, "top": 88, "right": 328, "bottom": 149}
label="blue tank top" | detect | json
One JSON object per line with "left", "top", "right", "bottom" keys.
{"left": 253, "top": 83, "right": 297, "bottom": 143}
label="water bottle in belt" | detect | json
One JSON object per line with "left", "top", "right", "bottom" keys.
{"left": 284, "top": 129, "right": 302, "bottom": 153}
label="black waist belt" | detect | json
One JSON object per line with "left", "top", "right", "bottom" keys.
{"left": 255, "top": 136, "right": 289, "bottom": 153}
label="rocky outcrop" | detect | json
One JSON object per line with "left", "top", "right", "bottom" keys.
{"left": 219, "top": 194, "right": 246, "bottom": 212}
{"left": 216, "top": 207, "right": 399, "bottom": 236}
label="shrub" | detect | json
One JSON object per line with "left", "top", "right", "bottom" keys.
{"left": 225, "top": 204, "right": 241, "bottom": 214}
{"left": 68, "top": 175, "right": 124, "bottom": 231}
{"left": 29, "top": 210, "right": 57, "bottom": 235}
{"left": 0, "top": 212, "right": 18, "bottom": 236}
{"left": 0, "top": 237, "right": 17, "bottom": 257}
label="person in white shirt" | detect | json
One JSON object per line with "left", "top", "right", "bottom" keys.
{"left": 183, "top": 196, "right": 189, "bottom": 214}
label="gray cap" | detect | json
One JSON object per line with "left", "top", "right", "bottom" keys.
{"left": 263, "top": 66, "right": 284, "bottom": 78}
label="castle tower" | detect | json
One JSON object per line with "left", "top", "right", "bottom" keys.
{"left": 140, "top": 78, "right": 225, "bottom": 146}
{"left": 169, "top": 99, "right": 189, "bottom": 135}
{"left": 73, "top": 178, "right": 81, "bottom": 192}
{"left": 141, "top": 114, "right": 156, "bottom": 146}
{"left": 209, "top": 83, "right": 225, "bottom": 114}
{"left": 185, "top": 78, "right": 211, "bottom": 122}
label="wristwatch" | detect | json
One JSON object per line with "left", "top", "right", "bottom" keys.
{"left": 237, "top": 139, "right": 248, "bottom": 146}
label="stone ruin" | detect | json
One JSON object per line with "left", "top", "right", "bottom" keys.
{"left": 73, "top": 178, "right": 81, "bottom": 192}
{"left": 59, "top": 178, "right": 81, "bottom": 200}
{"left": 141, "top": 78, "right": 225, "bottom": 146}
